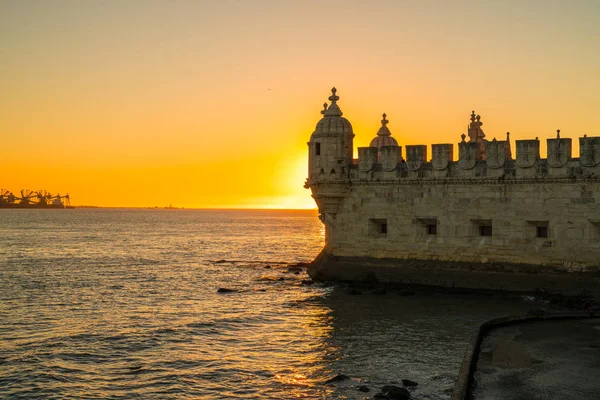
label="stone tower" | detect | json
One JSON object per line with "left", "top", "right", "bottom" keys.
{"left": 306, "top": 88, "right": 354, "bottom": 234}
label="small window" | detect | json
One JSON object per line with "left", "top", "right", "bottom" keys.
{"left": 536, "top": 226, "right": 548, "bottom": 238}
{"left": 380, "top": 222, "right": 387, "bottom": 234}
{"left": 315, "top": 142, "right": 321, "bottom": 156}
{"left": 416, "top": 217, "right": 438, "bottom": 237}
{"left": 370, "top": 219, "right": 388, "bottom": 238}
{"left": 528, "top": 221, "right": 549, "bottom": 239}
{"left": 479, "top": 225, "right": 492, "bottom": 237}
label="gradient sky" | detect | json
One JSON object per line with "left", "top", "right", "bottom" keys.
{"left": 1, "top": 0, "right": 599, "bottom": 208}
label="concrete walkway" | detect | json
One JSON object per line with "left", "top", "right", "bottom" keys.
{"left": 470, "top": 318, "right": 600, "bottom": 399}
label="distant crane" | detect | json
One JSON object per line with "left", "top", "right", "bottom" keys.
{"left": 0, "top": 189, "right": 72, "bottom": 208}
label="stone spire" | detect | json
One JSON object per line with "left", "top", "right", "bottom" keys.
{"left": 376, "top": 113, "right": 392, "bottom": 136}
{"left": 324, "top": 87, "right": 343, "bottom": 117}
{"left": 467, "top": 110, "right": 486, "bottom": 160}
{"left": 370, "top": 113, "right": 398, "bottom": 161}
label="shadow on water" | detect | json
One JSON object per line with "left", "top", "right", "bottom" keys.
{"left": 303, "top": 285, "right": 564, "bottom": 400}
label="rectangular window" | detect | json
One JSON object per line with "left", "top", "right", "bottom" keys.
{"left": 528, "top": 220, "right": 549, "bottom": 239}
{"left": 479, "top": 225, "right": 493, "bottom": 237}
{"left": 426, "top": 224, "right": 437, "bottom": 235}
{"left": 380, "top": 222, "right": 388, "bottom": 234}
{"left": 315, "top": 142, "right": 321, "bottom": 156}
{"left": 369, "top": 218, "right": 388, "bottom": 238}
{"left": 416, "top": 217, "right": 438, "bottom": 237}
{"left": 471, "top": 219, "right": 492, "bottom": 237}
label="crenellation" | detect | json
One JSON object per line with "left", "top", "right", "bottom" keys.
{"left": 357, "top": 147, "right": 378, "bottom": 173}
{"left": 380, "top": 145, "right": 402, "bottom": 173}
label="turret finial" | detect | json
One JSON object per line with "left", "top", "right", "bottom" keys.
{"left": 557, "top": 129, "right": 561, "bottom": 139}
{"left": 506, "top": 131, "right": 510, "bottom": 139}
{"left": 321, "top": 103, "right": 328, "bottom": 115}
{"left": 381, "top": 113, "right": 388, "bottom": 126}
{"left": 461, "top": 133, "right": 466, "bottom": 143}
{"left": 329, "top": 87, "right": 339, "bottom": 102}
{"left": 470, "top": 111, "right": 476, "bottom": 123}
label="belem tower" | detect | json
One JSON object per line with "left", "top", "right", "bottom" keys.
{"left": 305, "top": 88, "right": 600, "bottom": 294}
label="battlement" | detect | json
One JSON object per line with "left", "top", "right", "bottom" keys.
{"left": 349, "top": 135, "right": 600, "bottom": 182}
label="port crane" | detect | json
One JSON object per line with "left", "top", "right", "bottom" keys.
{"left": 0, "top": 188, "right": 71, "bottom": 207}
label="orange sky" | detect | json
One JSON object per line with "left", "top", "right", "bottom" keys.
{"left": 1, "top": 0, "right": 599, "bottom": 208}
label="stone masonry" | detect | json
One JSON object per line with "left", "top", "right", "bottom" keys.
{"left": 305, "top": 88, "right": 600, "bottom": 294}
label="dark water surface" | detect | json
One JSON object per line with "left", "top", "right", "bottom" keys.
{"left": 0, "top": 209, "right": 556, "bottom": 399}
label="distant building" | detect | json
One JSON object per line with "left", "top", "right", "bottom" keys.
{"left": 305, "top": 88, "right": 600, "bottom": 294}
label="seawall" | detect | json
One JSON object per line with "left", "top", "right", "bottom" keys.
{"left": 308, "top": 250, "right": 600, "bottom": 295}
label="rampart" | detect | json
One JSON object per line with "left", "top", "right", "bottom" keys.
{"left": 305, "top": 88, "right": 600, "bottom": 294}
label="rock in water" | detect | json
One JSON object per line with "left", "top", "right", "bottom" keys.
{"left": 216, "top": 288, "right": 237, "bottom": 293}
{"left": 324, "top": 374, "right": 350, "bottom": 384}
{"left": 301, "top": 279, "right": 314, "bottom": 285}
{"left": 381, "top": 385, "right": 410, "bottom": 399}
{"left": 401, "top": 379, "right": 418, "bottom": 387}
{"left": 373, "top": 393, "right": 389, "bottom": 399}
{"left": 287, "top": 266, "right": 303, "bottom": 273}
{"left": 357, "top": 385, "right": 370, "bottom": 392}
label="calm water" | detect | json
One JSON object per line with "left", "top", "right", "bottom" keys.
{"left": 0, "top": 209, "right": 555, "bottom": 399}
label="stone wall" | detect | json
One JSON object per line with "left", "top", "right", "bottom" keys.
{"left": 306, "top": 135, "right": 600, "bottom": 292}
{"left": 328, "top": 178, "right": 600, "bottom": 268}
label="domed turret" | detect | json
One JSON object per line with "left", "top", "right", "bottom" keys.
{"left": 307, "top": 88, "right": 355, "bottom": 180}
{"left": 369, "top": 113, "right": 398, "bottom": 161}
{"left": 313, "top": 89, "right": 353, "bottom": 136}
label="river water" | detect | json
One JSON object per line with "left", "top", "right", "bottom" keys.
{"left": 0, "top": 209, "right": 556, "bottom": 399}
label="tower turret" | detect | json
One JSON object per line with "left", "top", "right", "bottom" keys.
{"left": 369, "top": 113, "right": 399, "bottom": 162}
{"left": 307, "top": 87, "right": 354, "bottom": 181}
{"left": 305, "top": 88, "right": 355, "bottom": 238}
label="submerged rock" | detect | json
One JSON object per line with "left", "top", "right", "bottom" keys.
{"left": 401, "top": 379, "right": 418, "bottom": 387}
{"left": 288, "top": 266, "right": 303, "bottom": 273}
{"left": 373, "top": 393, "right": 389, "bottom": 399}
{"left": 216, "top": 288, "right": 237, "bottom": 293}
{"left": 264, "top": 265, "right": 272, "bottom": 269}
{"left": 301, "top": 279, "right": 314, "bottom": 285}
{"left": 358, "top": 385, "right": 370, "bottom": 392}
{"left": 324, "top": 374, "right": 350, "bottom": 384}
{"left": 381, "top": 385, "right": 410, "bottom": 399}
